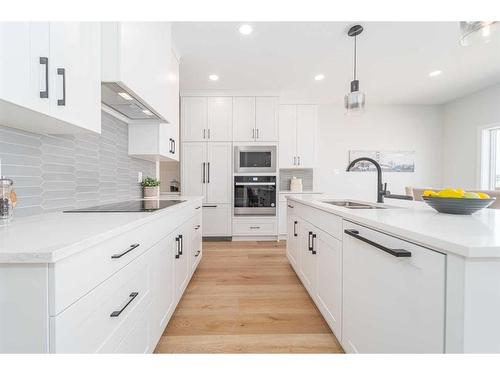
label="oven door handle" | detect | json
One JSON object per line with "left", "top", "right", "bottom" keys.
{"left": 235, "top": 182, "right": 276, "bottom": 186}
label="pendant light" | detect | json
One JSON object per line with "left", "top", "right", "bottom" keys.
{"left": 459, "top": 21, "right": 498, "bottom": 46}
{"left": 344, "top": 24, "right": 365, "bottom": 113}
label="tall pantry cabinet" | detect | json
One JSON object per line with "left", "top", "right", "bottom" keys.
{"left": 181, "top": 97, "right": 233, "bottom": 237}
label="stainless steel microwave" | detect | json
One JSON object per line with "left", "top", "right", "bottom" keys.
{"left": 234, "top": 146, "right": 277, "bottom": 173}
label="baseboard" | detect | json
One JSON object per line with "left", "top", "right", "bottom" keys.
{"left": 202, "top": 236, "right": 232, "bottom": 242}
{"left": 231, "top": 236, "right": 279, "bottom": 242}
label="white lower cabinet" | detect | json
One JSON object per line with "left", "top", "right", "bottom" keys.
{"left": 342, "top": 221, "right": 445, "bottom": 353}
{"left": 202, "top": 204, "right": 231, "bottom": 237}
{"left": 1, "top": 200, "right": 203, "bottom": 353}
{"left": 286, "top": 200, "right": 446, "bottom": 353}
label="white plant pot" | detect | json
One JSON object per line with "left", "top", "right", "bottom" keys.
{"left": 143, "top": 186, "right": 159, "bottom": 199}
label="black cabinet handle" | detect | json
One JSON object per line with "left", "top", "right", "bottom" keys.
{"left": 172, "top": 139, "right": 175, "bottom": 154}
{"left": 203, "top": 205, "right": 218, "bottom": 208}
{"left": 207, "top": 162, "right": 210, "bottom": 183}
{"left": 344, "top": 229, "right": 412, "bottom": 258}
{"left": 202, "top": 162, "right": 206, "bottom": 183}
{"left": 249, "top": 226, "right": 260, "bottom": 229}
{"left": 175, "top": 236, "right": 180, "bottom": 259}
{"left": 195, "top": 250, "right": 201, "bottom": 257}
{"left": 308, "top": 231, "right": 313, "bottom": 251}
{"left": 293, "top": 221, "right": 298, "bottom": 237}
{"left": 57, "top": 68, "right": 66, "bottom": 106}
{"left": 195, "top": 224, "right": 201, "bottom": 230}
{"left": 39, "top": 57, "right": 49, "bottom": 98}
{"left": 110, "top": 292, "right": 139, "bottom": 317}
{"left": 111, "top": 243, "right": 140, "bottom": 259}
{"left": 311, "top": 233, "right": 317, "bottom": 255}
{"left": 169, "top": 138, "right": 173, "bottom": 153}
{"left": 195, "top": 206, "right": 201, "bottom": 210}
{"left": 287, "top": 204, "right": 294, "bottom": 209}
{"left": 179, "top": 234, "right": 183, "bottom": 255}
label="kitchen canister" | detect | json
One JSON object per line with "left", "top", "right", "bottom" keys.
{"left": 290, "top": 176, "right": 303, "bottom": 192}
{"left": 0, "top": 177, "right": 15, "bottom": 223}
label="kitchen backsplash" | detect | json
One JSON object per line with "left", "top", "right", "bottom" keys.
{"left": 0, "top": 112, "right": 155, "bottom": 217}
{"left": 279, "top": 168, "right": 314, "bottom": 191}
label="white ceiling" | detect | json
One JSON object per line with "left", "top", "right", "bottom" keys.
{"left": 172, "top": 22, "right": 500, "bottom": 104}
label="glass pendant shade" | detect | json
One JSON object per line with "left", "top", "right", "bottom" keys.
{"left": 460, "top": 21, "right": 498, "bottom": 46}
{"left": 344, "top": 79, "right": 365, "bottom": 113}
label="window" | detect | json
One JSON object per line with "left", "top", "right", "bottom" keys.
{"left": 481, "top": 126, "right": 500, "bottom": 190}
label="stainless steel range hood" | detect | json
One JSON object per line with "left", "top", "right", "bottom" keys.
{"left": 101, "top": 82, "right": 165, "bottom": 121}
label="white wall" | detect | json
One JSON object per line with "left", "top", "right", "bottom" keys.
{"left": 442, "top": 84, "right": 500, "bottom": 189}
{"left": 314, "top": 104, "right": 444, "bottom": 202}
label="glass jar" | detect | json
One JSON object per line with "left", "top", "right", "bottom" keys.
{"left": 0, "top": 178, "right": 14, "bottom": 221}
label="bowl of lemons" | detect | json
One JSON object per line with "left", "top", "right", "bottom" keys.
{"left": 422, "top": 189, "right": 495, "bottom": 214}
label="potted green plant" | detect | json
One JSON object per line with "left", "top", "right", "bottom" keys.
{"left": 141, "top": 177, "right": 160, "bottom": 199}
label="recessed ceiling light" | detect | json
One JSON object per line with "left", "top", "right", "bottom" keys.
{"left": 314, "top": 74, "right": 325, "bottom": 81}
{"left": 239, "top": 24, "right": 253, "bottom": 35}
{"left": 142, "top": 109, "right": 153, "bottom": 116}
{"left": 209, "top": 74, "right": 219, "bottom": 81}
{"left": 429, "top": 70, "right": 443, "bottom": 77}
{"left": 118, "top": 92, "right": 133, "bottom": 100}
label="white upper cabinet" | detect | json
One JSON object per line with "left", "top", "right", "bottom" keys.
{"left": 102, "top": 22, "right": 172, "bottom": 123}
{"left": 49, "top": 23, "right": 101, "bottom": 134}
{"left": 208, "top": 97, "right": 233, "bottom": 141}
{"left": 128, "top": 123, "right": 179, "bottom": 162}
{"left": 278, "top": 104, "right": 317, "bottom": 168}
{"left": 255, "top": 97, "right": 279, "bottom": 141}
{"left": 0, "top": 22, "right": 101, "bottom": 134}
{"left": 181, "top": 97, "right": 208, "bottom": 141}
{"left": 233, "top": 96, "right": 278, "bottom": 142}
{"left": 296, "top": 105, "right": 317, "bottom": 168}
{"left": 233, "top": 97, "right": 256, "bottom": 142}
{"left": 278, "top": 105, "right": 297, "bottom": 168}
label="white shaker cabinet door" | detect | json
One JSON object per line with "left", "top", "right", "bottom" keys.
{"left": 298, "top": 221, "right": 317, "bottom": 296}
{"left": 278, "top": 104, "right": 297, "bottom": 168}
{"left": 315, "top": 229, "right": 342, "bottom": 339}
{"left": 233, "top": 97, "right": 256, "bottom": 142}
{"left": 49, "top": 22, "right": 101, "bottom": 133}
{"left": 0, "top": 22, "right": 50, "bottom": 114}
{"left": 255, "top": 97, "right": 278, "bottom": 142}
{"left": 182, "top": 97, "right": 208, "bottom": 141}
{"left": 181, "top": 142, "right": 207, "bottom": 203}
{"left": 208, "top": 97, "right": 233, "bottom": 141}
{"left": 206, "top": 142, "right": 232, "bottom": 204}
{"left": 342, "top": 222, "right": 445, "bottom": 353}
{"left": 296, "top": 105, "right": 317, "bottom": 168}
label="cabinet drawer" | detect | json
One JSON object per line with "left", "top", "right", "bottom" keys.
{"left": 342, "top": 221, "right": 445, "bottom": 353}
{"left": 202, "top": 204, "right": 231, "bottom": 236}
{"left": 49, "top": 202, "right": 199, "bottom": 315}
{"left": 233, "top": 218, "right": 277, "bottom": 236}
{"left": 49, "top": 248, "right": 153, "bottom": 353}
{"left": 295, "top": 201, "right": 342, "bottom": 240}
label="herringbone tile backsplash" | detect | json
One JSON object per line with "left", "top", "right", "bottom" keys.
{"left": 0, "top": 112, "right": 155, "bottom": 217}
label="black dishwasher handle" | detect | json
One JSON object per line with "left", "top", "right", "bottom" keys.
{"left": 344, "top": 229, "right": 411, "bottom": 258}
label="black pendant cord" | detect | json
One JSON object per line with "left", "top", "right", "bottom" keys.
{"left": 353, "top": 35, "right": 357, "bottom": 81}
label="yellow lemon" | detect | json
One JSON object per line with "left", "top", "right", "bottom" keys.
{"left": 423, "top": 190, "right": 438, "bottom": 197}
{"left": 456, "top": 188, "right": 465, "bottom": 196}
{"left": 437, "top": 188, "right": 463, "bottom": 198}
{"left": 463, "top": 192, "right": 480, "bottom": 199}
{"left": 477, "top": 192, "right": 491, "bottom": 199}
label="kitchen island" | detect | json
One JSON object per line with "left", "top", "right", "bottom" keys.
{"left": 0, "top": 196, "right": 203, "bottom": 353}
{"left": 286, "top": 195, "right": 500, "bottom": 353}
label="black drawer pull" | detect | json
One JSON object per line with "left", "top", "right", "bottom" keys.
{"left": 203, "top": 205, "right": 218, "bottom": 208}
{"left": 344, "top": 229, "right": 412, "bottom": 258}
{"left": 179, "top": 234, "right": 183, "bottom": 255}
{"left": 57, "top": 67, "right": 66, "bottom": 106}
{"left": 39, "top": 57, "right": 49, "bottom": 98}
{"left": 195, "top": 206, "right": 201, "bottom": 210}
{"left": 175, "top": 236, "right": 180, "bottom": 259}
{"left": 195, "top": 225, "right": 201, "bottom": 230}
{"left": 311, "top": 233, "right": 317, "bottom": 255}
{"left": 195, "top": 250, "right": 201, "bottom": 257}
{"left": 287, "top": 204, "right": 294, "bottom": 209}
{"left": 110, "top": 292, "right": 138, "bottom": 317}
{"left": 308, "top": 231, "right": 313, "bottom": 251}
{"left": 111, "top": 243, "right": 140, "bottom": 259}
{"left": 293, "top": 220, "right": 298, "bottom": 237}
{"left": 250, "top": 226, "right": 260, "bottom": 229}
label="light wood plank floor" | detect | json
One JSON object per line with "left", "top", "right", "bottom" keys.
{"left": 154, "top": 241, "right": 343, "bottom": 353}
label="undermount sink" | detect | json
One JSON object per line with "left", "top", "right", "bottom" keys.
{"left": 322, "top": 200, "right": 387, "bottom": 209}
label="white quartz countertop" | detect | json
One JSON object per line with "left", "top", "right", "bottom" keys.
{"left": 287, "top": 195, "right": 500, "bottom": 258}
{"left": 0, "top": 196, "right": 202, "bottom": 264}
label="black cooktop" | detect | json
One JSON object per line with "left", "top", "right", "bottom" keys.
{"left": 64, "top": 200, "right": 185, "bottom": 213}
